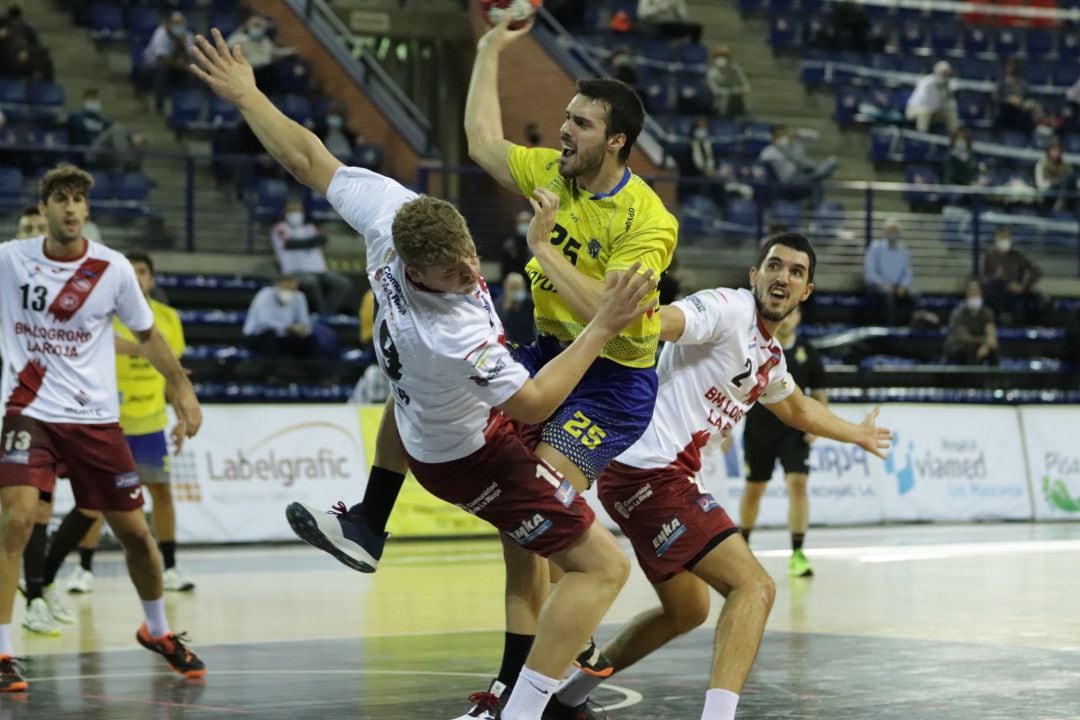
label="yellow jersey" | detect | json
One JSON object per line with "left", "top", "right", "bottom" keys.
{"left": 507, "top": 145, "right": 678, "bottom": 368}
{"left": 114, "top": 299, "right": 185, "bottom": 436}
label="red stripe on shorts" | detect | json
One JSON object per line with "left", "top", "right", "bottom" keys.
{"left": 5, "top": 359, "right": 46, "bottom": 416}
{"left": 47, "top": 257, "right": 111, "bottom": 323}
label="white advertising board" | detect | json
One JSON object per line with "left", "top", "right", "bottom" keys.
{"left": 1019, "top": 406, "right": 1080, "bottom": 520}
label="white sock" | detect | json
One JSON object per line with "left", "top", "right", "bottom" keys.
{"left": 502, "top": 666, "right": 560, "bottom": 720}
{"left": 702, "top": 688, "right": 740, "bottom": 720}
{"left": 141, "top": 598, "right": 170, "bottom": 638}
{"left": 556, "top": 668, "right": 606, "bottom": 707}
{"left": 0, "top": 624, "right": 12, "bottom": 656}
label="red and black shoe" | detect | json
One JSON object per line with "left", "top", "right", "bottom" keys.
{"left": 0, "top": 655, "right": 27, "bottom": 692}
{"left": 136, "top": 623, "right": 206, "bottom": 678}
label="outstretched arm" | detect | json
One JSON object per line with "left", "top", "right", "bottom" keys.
{"left": 765, "top": 387, "right": 891, "bottom": 459}
{"left": 189, "top": 29, "right": 342, "bottom": 195}
{"left": 134, "top": 326, "right": 202, "bottom": 441}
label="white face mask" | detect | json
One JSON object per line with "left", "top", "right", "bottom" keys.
{"left": 777, "top": 135, "right": 792, "bottom": 148}
{"left": 276, "top": 288, "right": 296, "bottom": 304}
{"left": 693, "top": 128, "right": 709, "bottom": 140}
{"left": 966, "top": 297, "right": 983, "bottom": 310}
{"left": 512, "top": 289, "right": 528, "bottom": 303}
{"left": 84, "top": 100, "right": 102, "bottom": 113}
{"left": 714, "top": 57, "right": 728, "bottom": 68}
{"left": 326, "top": 115, "right": 343, "bottom": 129}
{"left": 286, "top": 211, "right": 305, "bottom": 227}
{"left": 516, "top": 222, "right": 530, "bottom": 237}
{"left": 995, "top": 240, "right": 1011, "bottom": 252}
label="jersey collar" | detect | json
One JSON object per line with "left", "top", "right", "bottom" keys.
{"left": 588, "top": 167, "right": 631, "bottom": 200}
{"left": 42, "top": 236, "right": 89, "bottom": 263}
{"left": 755, "top": 313, "right": 773, "bottom": 341}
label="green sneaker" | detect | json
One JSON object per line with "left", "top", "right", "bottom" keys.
{"left": 788, "top": 549, "right": 814, "bottom": 577}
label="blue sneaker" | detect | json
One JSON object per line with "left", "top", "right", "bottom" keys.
{"left": 285, "top": 501, "right": 386, "bottom": 573}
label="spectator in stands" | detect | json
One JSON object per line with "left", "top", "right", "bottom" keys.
{"left": 864, "top": 217, "right": 916, "bottom": 326}
{"left": 759, "top": 125, "right": 838, "bottom": 206}
{"left": 0, "top": 4, "right": 53, "bottom": 81}
{"left": 138, "top": 11, "right": 194, "bottom": 113}
{"left": 609, "top": 46, "right": 639, "bottom": 90}
{"left": 1066, "top": 77, "right": 1080, "bottom": 133}
{"left": 87, "top": 124, "right": 147, "bottom": 175}
{"left": 271, "top": 199, "right": 353, "bottom": 315}
{"left": 705, "top": 46, "right": 750, "bottom": 119}
{"left": 242, "top": 275, "right": 318, "bottom": 360}
{"left": 827, "top": 0, "right": 872, "bottom": 53}
{"left": 320, "top": 104, "right": 355, "bottom": 163}
{"left": 524, "top": 122, "right": 542, "bottom": 147}
{"left": 906, "top": 61, "right": 958, "bottom": 134}
{"left": 499, "top": 209, "right": 532, "bottom": 280}
{"left": 996, "top": 59, "right": 1038, "bottom": 135}
{"left": 67, "top": 89, "right": 111, "bottom": 147}
{"left": 944, "top": 280, "right": 999, "bottom": 365}
{"left": 1034, "top": 136, "right": 1075, "bottom": 212}
{"left": 14, "top": 206, "right": 45, "bottom": 239}
{"left": 981, "top": 226, "right": 1042, "bottom": 325}
{"left": 496, "top": 272, "right": 536, "bottom": 346}
{"left": 941, "top": 128, "right": 977, "bottom": 187}
{"left": 636, "top": 0, "right": 702, "bottom": 43}
{"left": 227, "top": 16, "right": 296, "bottom": 97}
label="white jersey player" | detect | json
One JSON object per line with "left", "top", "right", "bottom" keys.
{"left": 546, "top": 234, "right": 893, "bottom": 720}
{"left": 0, "top": 164, "right": 205, "bottom": 692}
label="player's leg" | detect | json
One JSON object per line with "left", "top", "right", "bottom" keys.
{"left": 780, "top": 430, "right": 813, "bottom": 578}
{"left": 21, "top": 492, "right": 52, "bottom": 607}
{"left": 132, "top": 431, "right": 192, "bottom": 592}
{"left": 42, "top": 508, "right": 101, "bottom": 596}
{"left": 739, "top": 434, "right": 778, "bottom": 543}
{"left": 286, "top": 394, "right": 406, "bottom": 572}
{"left": 0, "top": 485, "right": 38, "bottom": 689}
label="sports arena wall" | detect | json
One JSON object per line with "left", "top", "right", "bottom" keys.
{"left": 49, "top": 404, "right": 1080, "bottom": 542}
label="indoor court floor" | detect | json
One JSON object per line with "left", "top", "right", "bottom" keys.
{"left": 4, "top": 522, "right": 1080, "bottom": 719}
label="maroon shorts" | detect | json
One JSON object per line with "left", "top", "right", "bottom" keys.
{"left": 0, "top": 414, "right": 144, "bottom": 512}
{"left": 597, "top": 460, "right": 737, "bottom": 584}
{"left": 405, "top": 414, "right": 595, "bottom": 558}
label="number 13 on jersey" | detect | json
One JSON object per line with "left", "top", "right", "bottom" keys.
{"left": 563, "top": 411, "right": 606, "bottom": 448}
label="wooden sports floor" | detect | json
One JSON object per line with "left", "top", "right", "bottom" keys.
{"left": 4, "top": 523, "right": 1080, "bottom": 719}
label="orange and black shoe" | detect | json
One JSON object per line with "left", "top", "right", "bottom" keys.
{"left": 136, "top": 623, "right": 206, "bottom": 678}
{"left": 573, "top": 638, "right": 614, "bottom": 678}
{"left": 0, "top": 655, "right": 27, "bottom": 692}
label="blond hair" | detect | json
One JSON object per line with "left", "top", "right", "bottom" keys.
{"left": 391, "top": 195, "right": 475, "bottom": 269}
{"left": 39, "top": 164, "right": 94, "bottom": 203}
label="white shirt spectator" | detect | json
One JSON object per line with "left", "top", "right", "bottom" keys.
{"left": 243, "top": 285, "right": 311, "bottom": 337}
{"left": 637, "top": 0, "right": 690, "bottom": 22}
{"left": 271, "top": 218, "right": 328, "bottom": 275}
{"left": 140, "top": 24, "right": 193, "bottom": 67}
{"left": 227, "top": 23, "right": 293, "bottom": 71}
{"left": 906, "top": 73, "right": 956, "bottom": 115}
{"left": 1066, "top": 78, "right": 1080, "bottom": 105}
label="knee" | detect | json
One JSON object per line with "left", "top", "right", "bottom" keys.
{"left": 112, "top": 523, "right": 155, "bottom": 554}
{"left": 669, "top": 593, "right": 710, "bottom": 634}
{"left": 749, "top": 570, "right": 776, "bottom": 612}
{"left": 1, "top": 511, "right": 34, "bottom": 550}
{"left": 602, "top": 549, "right": 631, "bottom": 591}
{"left": 787, "top": 478, "right": 808, "bottom": 500}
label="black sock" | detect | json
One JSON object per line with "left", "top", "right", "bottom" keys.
{"left": 159, "top": 540, "right": 176, "bottom": 570}
{"left": 350, "top": 466, "right": 406, "bottom": 535}
{"left": 43, "top": 509, "right": 97, "bottom": 586}
{"left": 740, "top": 527, "right": 752, "bottom": 542}
{"left": 496, "top": 632, "right": 534, "bottom": 691}
{"left": 23, "top": 523, "right": 48, "bottom": 600}
{"left": 792, "top": 533, "right": 805, "bottom": 552}
{"left": 80, "top": 548, "right": 95, "bottom": 572}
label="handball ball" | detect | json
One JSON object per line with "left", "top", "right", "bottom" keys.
{"left": 480, "top": 0, "right": 542, "bottom": 30}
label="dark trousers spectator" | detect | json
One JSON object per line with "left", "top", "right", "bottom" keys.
{"left": 646, "top": 21, "right": 703, "bottom": 43}
{"left": 983, "top": 279, "right": 1034, "bottom": 325}
{"left": 947, "top": 344, "right": 1000, "bottom": 366}
{"left": 142, "top": 61, "right": 190, "bottom": 113}
{"left": 870, "top": 288, "right": 917, "bottom": 326}
{"left": 998, "top": 103, "right": 1034, "bottom": 134}
{"left": 247, "top": 330, "right": 319, "bottom": 360}
{"left": 296, "top": 272, "right": 353, "bottom": 316}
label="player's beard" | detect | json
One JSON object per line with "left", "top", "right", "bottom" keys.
{"left": 559, "top": 141, "right": 604, "bottom": 180}
{"left": 753, "top": 282, "right": 797, "bottom": 323}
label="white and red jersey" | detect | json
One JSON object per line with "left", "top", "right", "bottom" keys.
{"left": 327, "top": 166, "right": 530, "bottom": 463}
{"left": 615, "top": 287, "right": 795, "bottom": 474}
{"left": 0, "top": 237, "right": 153, "bottom": 424}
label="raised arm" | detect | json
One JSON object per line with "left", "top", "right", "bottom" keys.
{"left": 189, "top": 29, "right": 342, "bottom": 195}
{"left": 464, "top": 17, "right": 533, "bottom": 193}
{"left": 766, "top": 387, "right": 891, "bottom": 459}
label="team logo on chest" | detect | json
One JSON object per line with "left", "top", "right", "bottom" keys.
{"left": 587, "top": 238, "right": 602, "bottom": 259}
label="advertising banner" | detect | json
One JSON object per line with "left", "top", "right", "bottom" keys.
{"left": 1019, "top": 406, "right": 1080, "bottom": 520}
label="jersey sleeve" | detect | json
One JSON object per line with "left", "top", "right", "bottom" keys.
{"left": 507, "top": 145, "right": 561, "bottom": 197}
{"left": 670, "top": 289, "right": 737, "bottom": 345}
{"left": 606, "top": 200, "right": 678, "bottom": 279}
{"left": 114, "top": 258, "right": 154, "bottom": 333}
{"left": 326, "top": 166, "right": 418, "bottom": 270}
{"left": 431, "top": 328, "right": 530, "bottom": 408}
{"left": 758, "top": 361, "right": 796, "bottom": 406}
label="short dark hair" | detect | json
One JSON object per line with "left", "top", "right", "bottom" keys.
{"left": 126, "top": 249, "right": 154, "bottom": 274}
{"left": 575, "top": 78, "right": 645, "bottom": 163}
{"left": 756, "top": 232, "right": 816, "bottom": 282}
{"left": 39, "top": 164, "right": 94, "bottom": 203}
{"left": 19, "top": 206, "right": 41, "bottom": 219}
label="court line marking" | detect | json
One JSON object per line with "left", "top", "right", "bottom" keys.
{"left": 76, "top": 692, "right": 251, "bottom": 715}
{"left": 754, "top": 538, "right": 1080, "bottom": 563}
{"left": 30, "top": 670, "right": 643, "bottom": 711}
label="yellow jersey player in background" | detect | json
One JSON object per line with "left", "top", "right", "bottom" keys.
{"left": 50, "top": 249, "right": 195, "bottom": 597}
{"left": 449, "top": 14, "right": 678, "bottom": 720}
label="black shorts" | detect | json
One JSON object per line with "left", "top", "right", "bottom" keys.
{"left": 744, "top": 425, "right": 810, "bottom": 481}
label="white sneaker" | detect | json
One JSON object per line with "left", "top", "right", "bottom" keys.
{"left": 449, "top": 679, "right": 505, "bottom": 720}
{"left": 67, "top": 567, "right": 94, "bottom": 594}
{"left": 43, "top": 583, "right": 75, "bottom": 624}
{"left": 23, "top": 598, "right": 60, "bottom": 636}
{"left": 163, "top": 566, "right": 195, "bottom": 592}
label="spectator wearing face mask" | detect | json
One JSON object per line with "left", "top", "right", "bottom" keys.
{"left": 981, "top": 226, "right": 1042, "bottom": 325}
{"left": 138, "top": 11, "right": 194, "bottom": 113}
{"left": 1034, "top": 137, "right": 1075, "bottom": 212}
{"left": 0, "top": 4, "right": 53, "bottom": 81}
{"left": 759, "top": 124, "right": 838, "bottom": 205}
{"left": 944, "top": 280, "right": 998, "bottom": 365}
{"left": 906, "top": 61, "right": 958, "bottom": 134}
{"left": 67, "top": 88, "right": 112, "bottom": 147}
{"left": 636, "top": 0, "right": 703, "bottom": 42}
{"left": 705, "top": 46, "right": 750, "bottom": 119}
{"left": 227, "top": 16, "right": 296, "bottom": 96}
{"left": 496, "top": 272, "right": 537, "bottom": 346}
{"left": 500, "top": 210, "right": 533, "bottom": 281}
{"left": 243, "top": 275, "right": 319, "bottom": 360}
{"left": 941, "top": 128, "right": 977, "bottom": 189}
{"left": 271, "top": 200, "right": 353, "bottom": 315}
{"left": 864, "top": 216, "right": 916, "bottom": 326}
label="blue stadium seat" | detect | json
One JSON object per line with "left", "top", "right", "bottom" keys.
{"left": 956, "top": 92, "right": 990, "bottom": 126}
{"left": 679, "top": 194, "right": 719, "bottom": 235}
{"left": 999, "top": 130, "right": 1030, "bottom": 148}
{"left": 207, "top": 94, "right": 240, "bottom": 128}
{"left": 902, "top": 137, "right": 934, "bottom": 163}
{"left": 642, "top": 39, "right": 674, "bottom": 63}
{"left": 724, "top": 198, "right": 758, "bottom": 229}
{"left": 813, "top": 202, "right": 845, "bottom": 236}
{"left": 770, "top": 0, "right": 796, "bottom": 14}
{"left": 252, "top": 178, "right": 289, "bottom": 222}
{"left": 1020, "top": 62, "right": 1050, "bottom": 86}
{"left": 1025, "top": 29, "right": 1054, "bottom": 61}
{"left": 898, "top": 21, "right": 927, "bottom": 54}
{"left": 1051, "top": 65, "right": 1075, "bottom": 87}
{"left": 677, "top": 42, "right": 709, "bottom": 66}
{"left": 930, "top": 22, "right": 959, "bottom": 55}
{"left": 800, "top": 54, "right": 826, "bottom": 88}
{"left": 353, "top": 143, "right": 383, "bottom": 171}
{"left": 111, "top": 172, "right": 151, "bottom": 217}
{"left": 956, "top": 58, "right": 994, "bottom": 82}
{"left": 768, "top": 15, "right": 797, "bottom": 51}
{"left": 88, "top": 2, "right": 126, "bottom": 42}
{"left": 276, "top": 94, "right": 313, "bottom": 125}
{"left": 0, "top": 79, "right": 28, "bottom": 121}
{"left": 640, "top": 72, "right": 674, "bottom": 114}
{"left": 305, "top": 188, "right": 336, "bottom": 223}
{"left": 963, "top": 26, "right": 995, "bottom": 54}
{"left": 1061, "top": 32, "right": 1080, "bottom": 63}
{"left": 206, "top": 10, "right": 239, "bottom": 37}
{"left": 768, "top": 200, "right": 803, "bottom": 228}
{"left": 88, "top": 174, "right": 112, "bottom": 202}
{"left": 168, "top": 90, "right": 206, "bottom": 133}
{"left": 833, "top": 86, "right": 861, "bottom": 125}
{"left": 276, "top": 57, "right": 312, "bottom": 96}
{"left": 128, "top": 5, "right": 160, "bottom": 46}
{"left": 996, "top": 28, "right": 1022, "bottom": 57}
{"left": 676, "top": 74, "right": 711, "bottom": 114}
{"left": 904, "top": 165, "right": 940, "bottom": 205}
{"left": 738, "top": 0, "right": 765, "bottom": 13}
{"left": 0, "top": 166, "right": 23, "bottom": 212}
{"left": 29, "top": 81, "right": 64, "bottom": 123}
{"left": 869, "top": 127, "right": 895, "bottom": 163}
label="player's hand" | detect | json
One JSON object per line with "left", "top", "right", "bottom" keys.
{"left": 189, "top": 28, "right": 258, "bottom": 107}
{"left": 477, "top": 12, "right": 535, "bottom": 52}
{"left": 719, "top": 434, "right": 734, "bottom": 455}
{"left": 594, "top": 262, "right": 658, "bottom": 338}
{"left": 170, "top": 383, "right": 203, "bottom": 439}
{"left": 526, "top": 187, "right": 559, "bottom": 252}
{"left": 170, "top": 420, "right": 188, "bottom": 454}
{"left": 857, "top": 406, "right": 892, "bottom": 460}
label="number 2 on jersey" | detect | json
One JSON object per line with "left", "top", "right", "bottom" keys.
{"left": 562, "top": 411, "right": 607, "bottom": 448}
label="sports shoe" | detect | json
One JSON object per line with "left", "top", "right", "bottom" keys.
{"left": 22, "top": 598, "right": 60, "bottom": 636}
{"left": 67, "top": 567, "right": 94, "bottom": 594}
{"left": 450, "top": 678, "right": 505, "bottom": 720}
{"left": 43, "top": 584, "right": 75, "bottom": 624}
{"left": 136, "top": 623, "right": 206, "bottom": 678}
{"left": 285, "top": 501, "right": 386, "bottom": 573}
{"left": 542, "top": 697, "right": 607, "bottom": 720}
{"left": 0, "top": 656, "right": 27, "bottom": 692}
{"left": 788, "top": 549, "right": 814, "bottom": 577}
{"left": 573, "top": 637, "right": 614, "bottom": 678}
{"left": 163, "top": 566, "right": 196, "bottom": 592}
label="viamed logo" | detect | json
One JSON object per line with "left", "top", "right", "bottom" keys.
{"left": 884, "top": 432, "right": 916, "bottom": 495}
